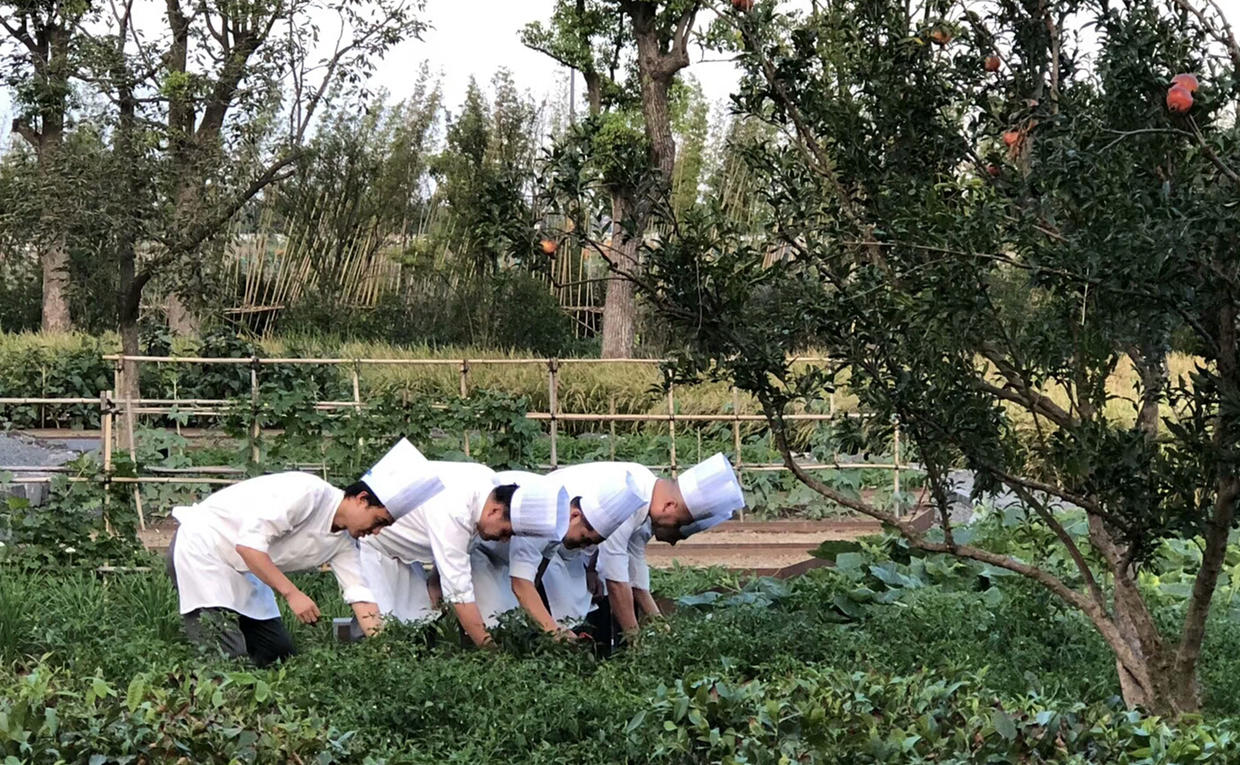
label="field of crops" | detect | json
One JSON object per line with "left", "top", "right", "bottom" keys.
{"left": 4, "top": 511, "right": 1240, "bottom": 763}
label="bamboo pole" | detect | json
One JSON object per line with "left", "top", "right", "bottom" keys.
{"left": 608, "top": 395, "right": 617, "bottom": 461}
{"left": 125, "top": 397, "right": 145, "bottom": 531}
{"left": 101, "top": 390, "right": 113, "bottom": 535}
{"left": 250, "top": 359, "right": 261, "bottom": 464}
{"left": 460, "top": 360, "right": 471, "bottom": 458}
{"left": 667, "top": 384, "right": 677, "bottom": 476}
{"left": 893, "top": 420, "right": 902, "bottom": 515}
{"left": 548, "top": 359, "right": 559, "bottom": 469}
{"left": 732, "top": 387, "right": 745, "bottom": 521}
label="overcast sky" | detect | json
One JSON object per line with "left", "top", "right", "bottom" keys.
{"left": 1, "top": 0, "right": 1237, "bottom": 144}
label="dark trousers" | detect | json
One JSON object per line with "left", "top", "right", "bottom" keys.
{"left": 166, "top": 531, "right": 296, "bottom": 667}
{"left": 583, "top": 595, "right": 617, "bottom": 658}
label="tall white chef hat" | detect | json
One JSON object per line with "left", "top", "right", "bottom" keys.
{"left": 494, "top": 470, "right": 542, "bottom": 485}
{"left": 578, "top": 470, "right": 646, "bottom": 539}
{"left": 360, "top": 438, "right": 445, "bottom": 520}
{"left": 677, "top": 453, "right": 746, "bottom": 521}
{"left": 509, "top": 475, "right": 570, "bottom": 538}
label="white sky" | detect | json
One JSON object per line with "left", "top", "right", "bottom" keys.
{"left": 378, "top": 0, "right": 745, "bottom": 114}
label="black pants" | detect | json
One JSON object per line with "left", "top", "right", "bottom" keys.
{"left": 166, "top": 531, "right": 296, "bottom": 667}
{"left": 583, "top": 595, "right": 617, "bottom": 658}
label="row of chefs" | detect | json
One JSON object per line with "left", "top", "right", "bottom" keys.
{"left": 165, "top": 438, "right": 747, "bottom": 665}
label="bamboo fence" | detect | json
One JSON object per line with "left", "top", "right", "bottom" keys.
{"left": 1, "top": 354, "right": 909, "bottom": 529}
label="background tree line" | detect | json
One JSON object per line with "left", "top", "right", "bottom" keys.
{"left": 0, "top": 0, "right": 747, "bottom": 357}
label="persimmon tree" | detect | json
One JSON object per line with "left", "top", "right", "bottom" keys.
{"left": 633, "top": 0, "right": 1240, "bottom": 715}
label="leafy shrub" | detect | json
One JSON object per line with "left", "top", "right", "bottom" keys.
{"left": 0, "top": 663, "right": 356, "bottom": 763}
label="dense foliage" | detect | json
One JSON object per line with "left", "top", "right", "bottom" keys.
{"left": 607, "top": 0, "right": 1240, "bottom": 715}
{"left": 4, "top": 516, "right": 1240, "bottom": 762}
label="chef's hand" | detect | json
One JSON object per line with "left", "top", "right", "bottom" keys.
{"left": 287, "top": 590, "right": 321, "bottom": 624}
{"left": 553, "top": 627, "right": 579, "bottom": 643}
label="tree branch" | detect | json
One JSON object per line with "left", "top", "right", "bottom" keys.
{"left": 1012, "top": 485, "right": 1108, "bottom": 610}
{"left": 162, "top": 152, "right": 303, "bottom": 256}
{"left": 1176, "top": 302, "right": 1240, "bottom": 677}
{"left": 0, "top": 13, "right": 39, "bottom": 53}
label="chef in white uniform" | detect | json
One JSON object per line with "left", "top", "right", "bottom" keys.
{"left": 468, "top": 472, "right": 569, "bottom": 628}
{"left": 165, "top": 439, "right": 442, "bottom": 666}
{"left": 487, "top": 469, "right": 646, "bottom": 637}
{"left": 360, "top": 460, "right": 562, "bottom": 646}
{"left": 549, "top": 453, "right": 747, "bottom": 642}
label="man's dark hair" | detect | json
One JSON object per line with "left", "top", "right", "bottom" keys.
{"left": 343, "top": 481, "right": 385, "bottom": 508}
{"left": 491, "top": 483, "right": 518, "bottom": 517}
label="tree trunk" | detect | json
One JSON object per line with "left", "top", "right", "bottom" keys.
{"left": 1110, "top": 582, "right": 1199, "bottom": 715}
{"left": 166, "top": 293, "right": 199, "bottom": 335}
{"left": 40, "top": 240, "right": 72, "bottom": 332}
{"left": 601, "top": 193, "right": 639, "bottom": 357}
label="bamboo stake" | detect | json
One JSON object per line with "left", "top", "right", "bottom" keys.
{"left": 608, "top": 395, "right": 617, "bottom": 461}
{"left": 548, "top": 359, "right": 559, "bottom": 469}
{"left": 125, "top": 392, "right": 145, "bottom": 531}
{"left": 460, "top": 360, "right": 471, "bottom": 458}
{"left": 893, "top": 420, "right": 902, "bottom": 515}
{"left": 250, "top": 360, "right": 260, "bottom": 464}
{"left": 667, "top": 384, "right": 677, "bottom": 476}
{"left": 101, "top": 390, "right": 113, "bottom": 535}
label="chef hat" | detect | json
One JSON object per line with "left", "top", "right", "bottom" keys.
{"left": 360, "top": 438, "right": 445, "bottom": 520}
{"left": 494, "top": 470, "right": 544, "bottom": 485}
{"left": 509, "top": 476, "right": 570, "bottom": 538}
{"left": 677, "top": 453, "right": 746, "bottom": 521}
{"left": 679, "top": 508, "right": 733, "bottom": 538}
{"left": 578, "top": 470, "right": 646, "bottom": 539}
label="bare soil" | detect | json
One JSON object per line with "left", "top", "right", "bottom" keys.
{"left": 646, "top": 519, "right": 884, "bottom": 570}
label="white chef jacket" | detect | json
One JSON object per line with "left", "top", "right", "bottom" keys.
{"left": 358, "top": 544, "right": 439, "bottom": 623}
{"left": 361, "top": 461, "right": 496, "bottom": 604}
{"left": 170, "top": 471, "right": 374, "bottom": 619}
{"left": 469, "top": 539, "right": 520, "bottom": 625}
{"left": 522, "top": 537, "right": 598, "bottom": 625}
{"left": 548, "top": 462, "right": 658, "bottom": 593}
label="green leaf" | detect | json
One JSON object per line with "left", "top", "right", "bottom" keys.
{"left": 992, "top": 710, "right": 1017, "bottom": 741}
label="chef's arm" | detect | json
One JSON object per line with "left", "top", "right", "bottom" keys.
{"left": 511, "top": 577, "right": 560, "bottom": 633}
{"left": 607, "top": 579, "right": 640, "bottom": 636}
{"left": 634, "top": 588, "right": 661, "bottom": 621}
{"left": 453, "top": 601, "right": 493, "bottom": 647}
{"left": 235, "top": 545, "right": 320, "bottom": 624}
{"left": 350, "top": 602, "right": 383, "bottom": 637}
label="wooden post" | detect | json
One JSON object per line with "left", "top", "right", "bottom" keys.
{"left": 101, "top": 390, "right": 114, "bottom": 535}
{"left": 893, "top": 420, "right": 902, "bottom": 516}
{"left": 249, "top": 358, "right": 260, "bottom": 464}
{"left": 124, "top": 396, "right": 145, "bottom": 532}
{"left": 548, "top": 359, "right": 560, "bottom": 469}
{"left": 667, "top": 384, "right": 677, "bottom": 476}
{"left": 732, "top": 387, "right": 744, "bottom": 522}
{"left": 351, "top": 365, "right": 362, "bottom": 409}
{"left": 171, "top": 374, "right": 182, "bottom": 437}
{"left": 460, "top": 360, "right": 470, "bottom": 458}
{"left": 608, "top": 394, "right": 617, "bottom": 461}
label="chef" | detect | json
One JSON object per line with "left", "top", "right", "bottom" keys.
{"left": 165, "top": 439, "right": 442, "bottom": 666}
{"left": 359, "top": 459, "right": 562, "bottom": 646}
{"left": 477, "top": 469, "right": 646, "bottom": 637}
{"left": 468, "top": 472, "right": 570, "bottom": 628}
{"left": 550, "top": 453, "right": 747, "bottom": 642}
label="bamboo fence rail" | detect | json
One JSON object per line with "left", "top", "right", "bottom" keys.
{"left": 1, "top": 355, "right": 911, "bottom": 529}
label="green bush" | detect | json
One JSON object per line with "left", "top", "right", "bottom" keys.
{"left": 4, "top": 521, "right": 1240, "bottom": 762}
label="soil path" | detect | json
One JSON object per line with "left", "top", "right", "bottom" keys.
{"left": 138, "top": 517, "right": 897, "bottom": 570}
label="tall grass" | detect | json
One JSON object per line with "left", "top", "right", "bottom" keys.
{"left": 0, "top": 331, "right": 1203, "bottom": 429}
